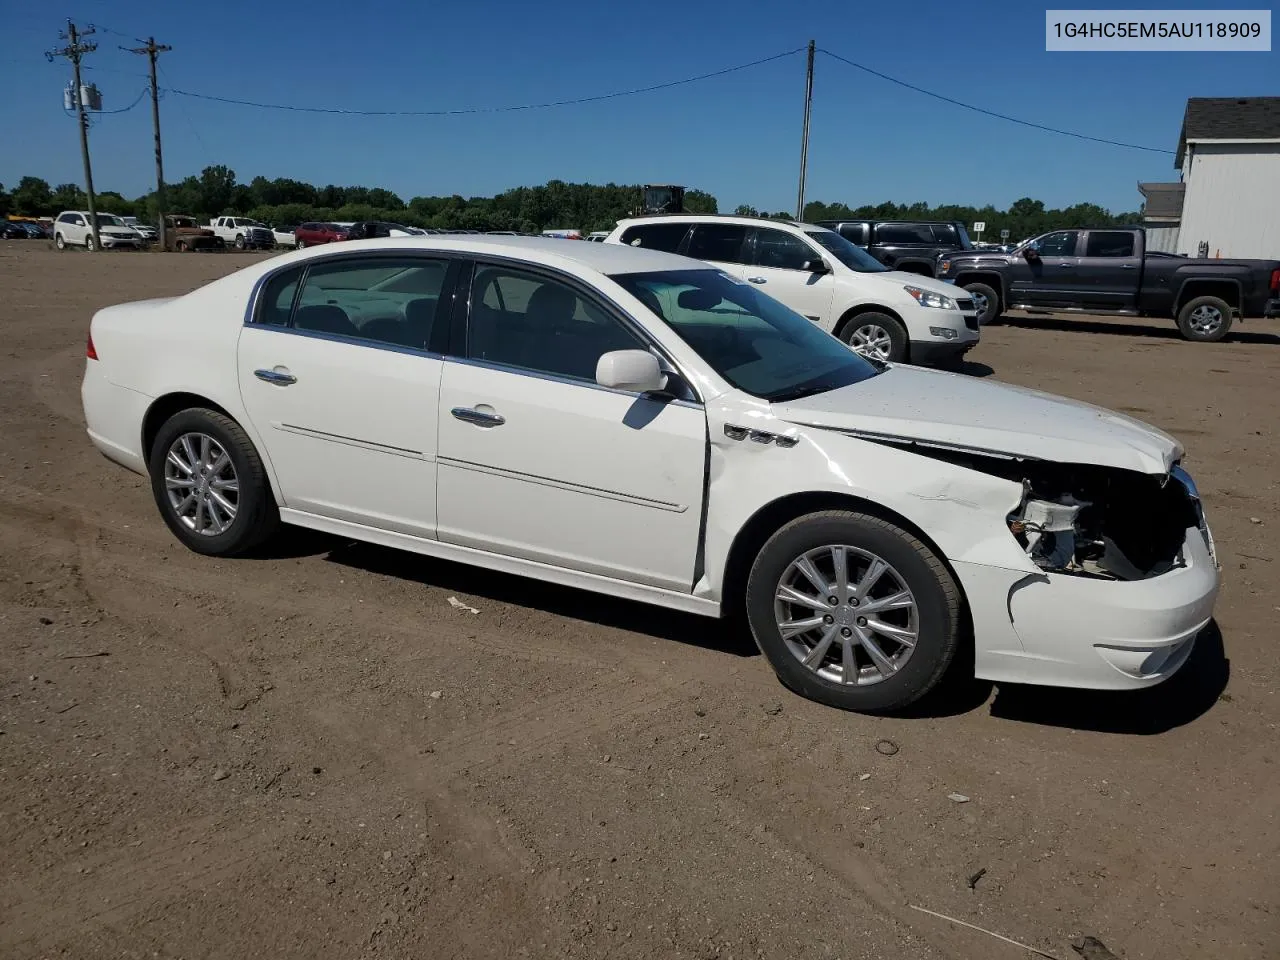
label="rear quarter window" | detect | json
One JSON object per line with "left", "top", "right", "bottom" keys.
{"left": 619, "top": 222, "right": 691, "bottom": 253}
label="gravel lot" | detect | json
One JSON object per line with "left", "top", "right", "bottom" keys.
{"left": 1, "top": 243, "right": 1277, "bottom": 960}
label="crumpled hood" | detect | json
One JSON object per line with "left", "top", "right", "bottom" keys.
{"left": 773, "top": 366, "right": 1183, "bottom": 475}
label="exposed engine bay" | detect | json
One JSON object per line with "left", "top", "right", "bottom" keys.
{"left": 1005, "top": 464, "right": 1199, "bottom": 580}
{"left": 857, "top": 438, "right": 1204, "bottom": 581}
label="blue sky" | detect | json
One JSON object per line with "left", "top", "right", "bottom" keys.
{"left": 2, "top": 0, "right": 1276, "bottom": 213}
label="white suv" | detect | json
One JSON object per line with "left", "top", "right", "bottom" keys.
{"left": 53, "top": 211, "right": 143, "bottom": 251}
{"left": 607, "top": 216, "right": 978, "bottom": 364}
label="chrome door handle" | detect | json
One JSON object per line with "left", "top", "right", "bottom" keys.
{"left": 451, "top": 407, "right": 505, "bottom": 428}
{"left": 1121, "top": 263, "right": 1137, "bottom": 269}
{"left": 1058, "top": 263, "right": 1074, "bottom": 268}
{"left": 254, "top": 368, "right": 297, "bottom": 385}
{"left": 746, "top": 276, "right": 767, "bottom": 284}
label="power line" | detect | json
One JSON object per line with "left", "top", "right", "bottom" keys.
{"left": 818, "top": 48, "right": 1174, "bottom": 155}
{"left": 156, "top": 47, "right": 806, "bottom": 116}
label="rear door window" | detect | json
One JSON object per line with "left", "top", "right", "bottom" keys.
{"left": 685, "top": 224, "right": 749, "bottom": 264}
{"left": 930, "top": 223, "right": 959, "bottom": 244}
{"left": 873, "top": 223, "right": 936, "bottom": 245}
{"left": 1084, "top": 231, "right": 1136, "bottom": 257}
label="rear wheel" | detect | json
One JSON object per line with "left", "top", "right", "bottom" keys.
{"left": 234, "top": 234, "right": 246, "bottom": 250}
{"left": 840, "top": 312, "right": 907, "bottom": 362}
{"left": 176, "top": 239, "right": 189, "bottom": 252}
{"left": 55, "top": 233, "right": 66, "bottom": 250}
{"left": 295, "top": 239, "right": 306, "bottom": 250}
{"left": 963, "top": 281, "right": 1001, "bottom": 325}
{"left": 148, "top": 408, "right": 279, "bottom": 557}
{"left": 1176, "top": 296, "right": 1233, "bottom": 342}
{"left": 746, "top": 510, "right": 961, "bottom": 712}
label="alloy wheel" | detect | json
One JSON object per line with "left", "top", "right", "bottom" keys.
{"left": 1188, "top": 304, "right": 1223, "bottom": 336}
{"left": 774, "top": 545, "right": 919, "bottom": 686}
{"left": 849, "top": 323, "right": 894, "bottom": 361}
{"left": 163, "top": 432, "right": 239, "bottom": 536}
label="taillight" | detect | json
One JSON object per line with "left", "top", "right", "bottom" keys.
{"left": 86, "top": 330, "right": 98, "bottom": 360}
{"left": 1271, "top": 268, "right": 1279, "bottom": 293}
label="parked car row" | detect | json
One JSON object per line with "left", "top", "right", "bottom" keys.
{"left": 604, "top": 215, "right": 979, "bottom": 365}
{"left": 2, "top": 220, "right": 51, "bottom": 239}
{"left": 81, "top": 232, "right": 1220, "bottom": 714}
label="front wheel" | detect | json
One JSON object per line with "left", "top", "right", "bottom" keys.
{"left": 840, "top": 312, "right": 907, "bottom": 363}
{"left": 148, "top": 408, "right": 279, "bottom": 557}
{"left": 234, "top": 234, "right": 246, "bottom": 250}
{"left": 746, "top": 511, "right": 961, "bottom": 712}
{"left": 295, "top": 239, "right": 306, "bottom": 250}
{"left": 85, "top": 236, "right": 96, "bottom": 252}
{"left": 1176, "top": 296, "right": 1233, "bottom": 342}
{"left": 963, "top": 282, "right": 1001, "bottom": 325}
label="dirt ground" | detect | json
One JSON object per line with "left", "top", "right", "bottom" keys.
{"left": 1, "top": 242, "right": 1277, "bottom": 960}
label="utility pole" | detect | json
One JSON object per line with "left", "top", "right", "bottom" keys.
{"left": 125, "top": 37, "right": 172, "bottom": 250}
{"left": 46, "top": 21, "right": 100, "bottom": 250}
{"left": 795, "top": 39, "right": 816, "bottom": 222}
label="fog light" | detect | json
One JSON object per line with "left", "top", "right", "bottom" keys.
{"left": 929, "top": 327, "right": 959, "bottom": 339}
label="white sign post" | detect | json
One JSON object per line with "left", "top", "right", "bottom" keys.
{"left": 972, "top": 221, "right": 986, "bottom": 242}
{"left": 1000, "top": 228, "right": 1010, "bottom": 241}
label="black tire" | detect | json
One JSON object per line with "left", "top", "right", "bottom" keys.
{"left": 176, "top": 240, "right": 189, "bottom": 252}
{"left": 295, "top": 239, "right": 306, "bottom": 250}
{"left": 55, "top": 233, "right": 67, "bottom": 250}
{"left": 85, "top": 236, "right": 95, "bottom": 252}
{"left": 148, "top": 408, "right": 279, "bottom": 557}
{"left": 963, "top": 281, "right": 1001, "bottom": 325}
{"left": 1176, "top": 295, "right": 1233, "bottom": 343}
{"left": 745, "top": 510, "right": 961, "bottom": 713}
{"left": 839, "top": 311, "right": 908, "bottom": 363}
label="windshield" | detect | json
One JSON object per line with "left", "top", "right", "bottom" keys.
{"left": 610, "top": 269, "right": 879, "bottom": 402}
{"left": 804, "top": 229, "right": 889, "bottom": 272}
{"left": 95, "top": 214, "right": 126, "bottom": 227}
{"left": 955, "top": 224, "right": 974, "bottom": 250}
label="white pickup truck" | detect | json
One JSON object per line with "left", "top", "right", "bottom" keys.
{"left": 208, "top": 216, "right": 275, "bottom": 250}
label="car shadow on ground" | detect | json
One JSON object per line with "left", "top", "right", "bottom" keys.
{"left": 950, "top": 359, "right": 995, "bottom": 378}
{"left": 986, "top": 620, "right": 1229, "bottom": 734}
{"left": 999, "top": 314, "right": 1280, "bottom": 345}
{"left": 324, "top": 539, "right": 759, "bottom": 658}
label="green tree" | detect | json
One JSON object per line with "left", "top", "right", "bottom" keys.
{"left": 12, "top": 176, "right": 54, "bottom": 215}
{"left": 733, "top": 204, "right": 759, "bottom": 217}
{"left": 197, "top": 164, "right": 237, "bottom": 217}
{"left": 51, "top": 183, "right": 85, "bottom": 211}
{"left": 684, "top": 189, "right": 717, "bottom": 214}
{"left": 0, "top": 183, "right": 10, "bottom": 218}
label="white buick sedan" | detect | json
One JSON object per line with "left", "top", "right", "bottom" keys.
{"left": 81, "top": 237, "right": 1219, "bottom": 712}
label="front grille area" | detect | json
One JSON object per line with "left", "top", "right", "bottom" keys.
{"left": 956, "top": 297, "right": 975, "bottom": 310}
{"left": 964, "top": 315, "right": 979, "bottom": 331}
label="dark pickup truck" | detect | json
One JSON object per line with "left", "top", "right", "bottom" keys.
{"left": 937, "top": 227, "right": 1280, "bottom": 342}
{"left": 815, "top": 219, "right": 971, "bottom": 277}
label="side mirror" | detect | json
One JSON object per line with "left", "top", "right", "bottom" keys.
{"left": 803, "top": 258, "right": 831, "bottom": 274}
{"left": 596, "top": 350, "right": 667, "bottom": 394}
{"left": 1022, "top": 247, "right": 1040, "bottom": 262}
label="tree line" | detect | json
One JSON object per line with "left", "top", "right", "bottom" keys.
{"left": 1, "top": 167, "right": 1140, "bottom": 239}
{"left": 0, "top": 169, "right": 717, "bottom": 233}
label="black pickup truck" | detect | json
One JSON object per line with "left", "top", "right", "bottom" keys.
{"left": 937, "top": 227, "right": 1280, "bottom": 342}
{"left": 815, "top": 219, "right": 971, "bottom": 277}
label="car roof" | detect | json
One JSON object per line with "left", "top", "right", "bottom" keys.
{"left": 613, "top": 214, "right": 827, "bottom": 232}
{"left": 278, "top": 234, "right": 709, "bottom": 275}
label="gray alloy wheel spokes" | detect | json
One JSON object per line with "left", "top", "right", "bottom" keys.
{"left": 849, "top": 323, "right": 894, "bottom": 361}
{"left": 774, "top": 545, "right": 919, "bottom": 686}
{"left": 1189, "top": 304, "right": 1223, "bottom": 335}
{"left": 970, "top": 290, "right": 989, "bottom": 317}
{"left": 164, "top": 432, "right": 239, "bottom": 537}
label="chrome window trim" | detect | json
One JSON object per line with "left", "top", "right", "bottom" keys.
{"left": 242, "top": 323, "right": 446, "bottom": 360}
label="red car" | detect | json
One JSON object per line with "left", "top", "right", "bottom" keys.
{"left": 293, "top": 222, "right": 349, "bottom": 249}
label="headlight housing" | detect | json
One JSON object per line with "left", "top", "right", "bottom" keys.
{"left": 904, "top": 285, "right": 955, "bottom": 310}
